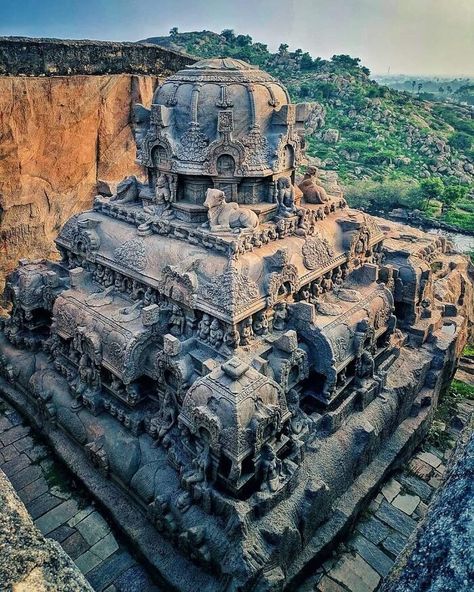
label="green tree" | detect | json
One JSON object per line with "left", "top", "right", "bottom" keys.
{"left": 331, "top": 54, "right": 361, "bottom": 70}
{"left": 169, "top": 27, "right": 178, "bottom": 37}
{"left": 442, "top": 184, "right": 469, "bottom": 212}
{"left": 235, "top": 34, "right": 252, "bottom": 47}
{"left": 300, "top": 52, "right": 314, "bottom": 70}
{"left": 419, "top": 177, "right": 445, "bottom": 209}
{"left": 278, "top": 43, "right": 289, "bottom": 55}
{"left": 221, "top": 29, "right": 235, "bottom": 42}
{"left": 449, "top": 131, "right": 472, "bottom": 151}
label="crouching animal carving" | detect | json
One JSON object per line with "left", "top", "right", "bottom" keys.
{"left": 203, "top": 189, "right": 259, "bottom": 233}
{"left": 298, "top": 166, "right": 329, "bottom": 204}
{"left": 111, "top": 176, "right": 152, "bottom": 204}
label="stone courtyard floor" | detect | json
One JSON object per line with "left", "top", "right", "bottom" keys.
{"left": 0, "top": 364, "right": 473, "bottom": 592}
{"left": 0, "top": 400, "right": 162, "bottom": 592}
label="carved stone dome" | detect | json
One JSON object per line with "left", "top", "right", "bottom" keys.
{"left": 152, "top": 57, "right": 290, "bottom": 153}
{"left": 137, "top": 57, "right": 309, "bottom": 205}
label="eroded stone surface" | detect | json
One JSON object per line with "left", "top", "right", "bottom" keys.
{"left": 0, "top": 469, "right": 93, "bottom": 591}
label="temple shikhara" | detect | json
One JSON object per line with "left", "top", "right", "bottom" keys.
{"left": 0, "top": 58, "right": 471, "bottom": 591}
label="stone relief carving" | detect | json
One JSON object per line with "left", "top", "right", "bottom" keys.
{"left": 199, "top": 262, "right": 259, "bottom": 314}
{"left": 113, "top": 238, "right": 148, "bottom": 271}
{"left": 241, "top": 126, "right": 270, "bottom": 170}
{"left": 176, "top": 123, "right": 209, "bottom": 162}
{"left": 302, "top": 233, "right": 334, "bottom": 270}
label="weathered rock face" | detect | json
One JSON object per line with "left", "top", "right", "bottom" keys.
{"left": 0, "top": 468, "right": 94, "bottom": 591}
{"left": 0, "top": 36, "right": 193, "bottom": 77}
{"left": 381, "top": 422, "right": 474, "bottom": 592}
{"left": 0, "top": 73, "right": 160, "bottom": 290}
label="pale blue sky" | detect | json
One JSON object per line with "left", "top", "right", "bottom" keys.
{"left": 0, "top": 0, "right": 473, "bottom": 76}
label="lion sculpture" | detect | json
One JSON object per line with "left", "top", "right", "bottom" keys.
{"left": 203, "top": 189, "right": 259, "bottom": 233}
{"left": 298, "top": 166, "right": 330, "bottom": 204}
{"left": 111, "top": 176, "right": 153, "bottom": 204}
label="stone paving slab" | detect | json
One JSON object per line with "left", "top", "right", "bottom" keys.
{"left": 1, "top": 452, "right": 30, "bottom": 476}
{"left": 317, "top": 575, "right": 347, "bottom": 592}
{"left": 416, "top": 451, "right": 442, "bottom": 468}
{"left": 13, "top": 434, "right": 34, "bottom": 453}
{"left": 35, "top": 498, "right": 80, "bottom": 534}
{"left": 408, "top": 457, "right": 432, "bottom": 480}
{"left": 0, "top": 424, "right": 30, "bottom": 446}
{"left": 0, "top": 443, "right": 20, "bottom": 462}
{"left": 351, "top": 534, "right": 394, "bottom": 578}
{"left": 381, "top": 532, "right": 408, "bottom": 558}
{"left": 28, "top": 491, "right": 63, "bottom": 519}
{"left": 17, "top": 476, "right": 49, "bottom": 504}
{"left": 68, "top": 506, "right": 95, "bottom": 527}
{"left": 49, "top": 523, "right": 78, "bottom": 544}
{"left": 62, "top": 530, "right": 91, "bottom": 560}
{"left": 330, "top": 553, "right": 381, "bottom": 592}
{"left": 381, "top": 479, "right": 401, "bottom": 503}
{"left": 391, "top": 493, "right": 420, "bottom": 515}
{"left": 85, "top": 551, "right": 136, "bottom": 591}
{"left": 356, "top": 516, "right": 391, "bottom": 545}
{"left": 375, "top": 500, "right": 418, "bottom": 538}
{"left": 75, "top": 548, "right": 105, "bottom": 576}
{"left": 90, "top": 532, "right": 120, "bottom": 561}
{"left": 8, "top": 463, "right": 43, "bottom": 490}
{"left": 397, "top": 473, "right": 432, "bottom": 502}
{"left": 76, "top": 511, "right": 111, "bottom": 546}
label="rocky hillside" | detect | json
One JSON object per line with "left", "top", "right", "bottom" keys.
{"left": 143, "top": 30, "right": 474, "bottom": 187}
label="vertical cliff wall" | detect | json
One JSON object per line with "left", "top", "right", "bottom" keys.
{"left": 0, "top": 38, "right": 194, "bottom": 295}
{"left": 0, "top": 74, "right": 157, "bottom": 282}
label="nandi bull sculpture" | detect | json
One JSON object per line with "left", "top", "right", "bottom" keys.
{"left": 203, "top": 188, "right": 259, "bottom": 233}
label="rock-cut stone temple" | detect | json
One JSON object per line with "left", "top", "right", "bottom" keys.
{"left": 0, "top": 57, "right": 471, "bottom": 592}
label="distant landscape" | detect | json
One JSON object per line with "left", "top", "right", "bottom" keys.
{"left": 374, "top": 74, "right": 474, "bottom": 105}
{"left": 143, "top": 29, "right": 474, "bottom": 238}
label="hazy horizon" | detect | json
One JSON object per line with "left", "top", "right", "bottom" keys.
{"left": 1, "top": 0, "right": 473, "bottom": 77}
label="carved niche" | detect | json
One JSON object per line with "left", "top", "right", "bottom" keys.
{"left": 264, "top": 249, "right": 298, "bottom": 305}
{"left": 158, "top": 265, "right": 197, "bottom": 307}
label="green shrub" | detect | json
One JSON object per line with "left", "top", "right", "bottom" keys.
{"left": 343, "top": 179, "right": 422, "bottom": 212}
{"left": 449, "top": 131, "right": 472, "bottom": 151}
